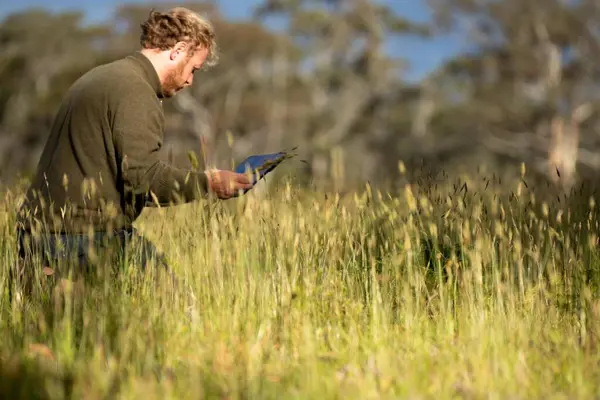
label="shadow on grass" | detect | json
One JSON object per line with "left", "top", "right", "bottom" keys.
{"left": 0, "top": 354, "right": 74, "bottom": 400}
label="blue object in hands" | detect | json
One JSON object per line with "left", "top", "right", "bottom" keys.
{"left": 234, "top": 150, "right": 295, "bottom": 194}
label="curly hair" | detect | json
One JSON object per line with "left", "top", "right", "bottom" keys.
{"left": 140, "top": 7, "right": 218, "bottom": 68}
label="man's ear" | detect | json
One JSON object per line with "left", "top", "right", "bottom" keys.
{"left": 169, "top": 41, "right": 188, "bottom": 60}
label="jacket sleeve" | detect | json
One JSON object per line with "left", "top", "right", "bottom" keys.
{"left": 111, "top": 83, "right": 209, "bottom": 207}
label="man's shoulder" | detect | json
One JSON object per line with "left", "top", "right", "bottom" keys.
{"left": 79, "top": 55, "right": 154, "bottom": 93}
{"left": 63, "top": 53, "right": 162, "bottom": 117}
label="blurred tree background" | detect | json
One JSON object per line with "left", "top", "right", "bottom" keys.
{"left": 1, "top": 0, "right": 600, "bottom": 193}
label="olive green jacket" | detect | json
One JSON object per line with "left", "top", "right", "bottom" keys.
{"left": 17, "top": 51, "right": 208, "bottom": 234}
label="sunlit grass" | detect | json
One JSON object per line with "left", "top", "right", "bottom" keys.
{"left": 2, "top": 169, "right": 600, "bottom": 399}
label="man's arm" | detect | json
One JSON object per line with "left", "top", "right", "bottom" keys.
{"left": 112, "top": 84, "right": 208, "bottom": 207}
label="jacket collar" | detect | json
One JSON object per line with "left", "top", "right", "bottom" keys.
{"left": 128, "top": 51, "right": 165, "bottom": 99}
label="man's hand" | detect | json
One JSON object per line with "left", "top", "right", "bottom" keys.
{"left": 204, "top": 169, "right": 253, "bottom": 199}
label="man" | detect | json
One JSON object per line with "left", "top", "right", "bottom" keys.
{"left": 14, "top": 7, "right": 252, "bottom": 280}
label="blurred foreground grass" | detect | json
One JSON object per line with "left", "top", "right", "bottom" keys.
{"left": 1, "top": 168, "right": 600, "bottom": 399}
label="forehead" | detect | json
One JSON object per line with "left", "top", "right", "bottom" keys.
{"left": 189, "top": 46, "right": 209, "bottom": 65}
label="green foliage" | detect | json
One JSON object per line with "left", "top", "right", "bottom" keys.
{"left": 3, "top": 0, "right": 600, "bottom": 190}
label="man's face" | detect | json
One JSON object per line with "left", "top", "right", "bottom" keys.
{"left": 162, "top": 45, "right": 209, "bottom": 97}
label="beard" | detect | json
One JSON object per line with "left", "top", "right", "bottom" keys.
{"left": 161, "top": 59, "right": 186, "bottom": 98}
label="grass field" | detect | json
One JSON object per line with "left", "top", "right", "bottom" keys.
{"left": 2, "top": 167, "right": 600, "bottom": 399}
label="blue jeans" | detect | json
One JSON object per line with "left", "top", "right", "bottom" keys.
{"left": 9, "top": 227, "right": 175, "bottom": 304}
{"left": 10, "top": 227, "right": 175, "bottom": 305}
{"left": 16, "top": 227, "right": 169, "bottom": 274}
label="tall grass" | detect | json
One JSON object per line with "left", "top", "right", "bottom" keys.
{"left": 1, "top": 167, "right": 600, "bottom": 399}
